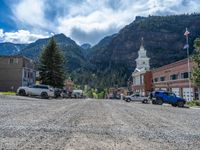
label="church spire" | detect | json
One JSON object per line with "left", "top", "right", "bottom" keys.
{"left": 141, "top": 37, "right": 144, "bottom": 46}
{"left": 134, "top": 37, "right": 150, "bottom": 71}
{"left": 140, "top": 37, "right": 144, "bottom": 49}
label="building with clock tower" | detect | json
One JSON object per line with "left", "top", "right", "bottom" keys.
{"left": 132, "top": 38, "right": 152, "bottom": 96}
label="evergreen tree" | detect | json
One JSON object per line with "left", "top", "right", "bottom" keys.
{"left": 39, "top": 38, "right": 65, "bottom": 88}
{"left": 192, "top": 38, "right": 200, "bottom": 85}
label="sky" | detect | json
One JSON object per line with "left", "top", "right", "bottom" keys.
{"left": 0, "top": 0, "right": 200, "bottom": 45}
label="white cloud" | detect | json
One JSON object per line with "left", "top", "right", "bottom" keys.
{"left": 0, "top": 29, "right": 49, "bottom": 44}
{"left": 12, "top": 0, "right": 52, "bottom": 29}
{"left": 0, "top": 29, "right": 4, "bottom": 38}
{"left": 6, "top": 0, "right": 200, "bottom": 45}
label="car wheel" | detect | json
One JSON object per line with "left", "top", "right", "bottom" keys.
{"left": 126, "top": 98, "right": 131, "bottom": 102}
{"left": 142, "top": 99, "right": 148, "bottom": 104}
{"left": 171, "top": 103, "right": 177, "bottom": 107}
{"left": 152, "top": 99, "right": 156, "bottom": 104}
{"left": 19, "top": 89, "right": 26, "bottom": 96}
{"left": 41, "top": 92, "right": 49, "bottom": 99}
{"left": 156, "top": 98, "right": 163, "bottom": 105}
{"left": 177, "top": 101, "right": 184, "bottom": 107}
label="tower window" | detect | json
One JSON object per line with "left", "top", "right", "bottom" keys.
{"left": 9, "top": 58, "right": 18, "bottom": 64}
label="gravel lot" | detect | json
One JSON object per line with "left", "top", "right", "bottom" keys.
{"left": 0, "top": 95, "right": 200, "bottom": 150}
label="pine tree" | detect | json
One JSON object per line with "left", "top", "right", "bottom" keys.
{"left": 39, "top": 38, "right": 65, "bottom": 88}
{"left": 192, "top": 38, "right": 200, "bottom": 85}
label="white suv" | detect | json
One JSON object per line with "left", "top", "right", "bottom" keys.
{"left": 17, "top": 85, "right": 54, "bottom": 99}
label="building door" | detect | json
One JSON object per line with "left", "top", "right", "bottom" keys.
{"left": 172, "top": 88, "right": 180, "bottom": 97}
{"left": 183, "top": 88, "right": 193, "bottom": 101}
{"left": 194, "top": 87, "right": 199, "bottom": 100}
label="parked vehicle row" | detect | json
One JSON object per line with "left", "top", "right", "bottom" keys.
{"left": 17, "top": 85, "right": 186, "bottom": 107}
{"left": 123, "top": 90, "right": 186, "bottom": 107}
{"left": 17, "top": 85, "right": 85, "bottom": 99}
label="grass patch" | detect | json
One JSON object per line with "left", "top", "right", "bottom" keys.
{"left": 186, "top": 100, "right": 200, "bottom": 107}
{"left": 0, "top": 92, "right": 16, "bottom": 96}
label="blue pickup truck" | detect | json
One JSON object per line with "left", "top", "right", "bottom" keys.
{"left": 150, "top": 90, "right": 186, "bottom": 107}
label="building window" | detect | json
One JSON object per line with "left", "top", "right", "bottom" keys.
{"left": 135, "top": 76, "right": 140, "bottom": 85}
{"left": 181, "top": 72, "right": 191, "bottom": 79}
{"left": 28, "top": 72, "right": 30, "bottom": 78}
{"left": 9, "top": 58, "right": 18, "bottom": 64}
{"left": 24, "top": 71, "right": 27, "bottom": 78}
{"left": 140, "top": 75, "right": 144, "bottom": 84}
{"left": 160, "top": 76, "right": 165, "bottom": 81}
{"left": 170, "top": 74, "right": 179, "bottom": 80}
{"left": 154, "top": 77, "right": 159, "bottom": 82}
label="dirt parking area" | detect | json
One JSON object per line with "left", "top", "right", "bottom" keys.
{"left": 0, "top": 96, "right": 200, "bottom": 150}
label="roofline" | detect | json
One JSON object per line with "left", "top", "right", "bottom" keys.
{"left": 0, "top": 55, "right": 34, "bottom": 62}
{"left": 152, "top": 58, "right": 192, "bottom": 72}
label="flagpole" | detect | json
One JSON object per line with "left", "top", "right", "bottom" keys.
{"left": 185, "top": 28, "right": 192, "bottom": 101}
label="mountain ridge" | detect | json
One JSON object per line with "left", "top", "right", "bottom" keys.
{"left": 0, "top": 14, "right": 200, "bottom": 89}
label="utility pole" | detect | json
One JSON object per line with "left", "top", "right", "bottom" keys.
{"left": 184, "top": 28, "right": 192, "bottom": 101}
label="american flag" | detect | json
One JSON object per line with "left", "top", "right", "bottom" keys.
{"left": 184, "top": 28, "right": 190, "bottom": 36}
{"left": 183, "top": 44, "right": 189, "bottom": 49}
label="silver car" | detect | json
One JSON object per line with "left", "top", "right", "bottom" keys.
{"left": 124, "top": 93, "right": 149, "bottom": 103}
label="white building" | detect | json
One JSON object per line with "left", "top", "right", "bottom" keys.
{"left": 132, "top": 38, "right": 151, "bottom": 96}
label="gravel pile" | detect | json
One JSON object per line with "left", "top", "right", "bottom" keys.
{"left": 0, "top": 96, "right": 200, "bottom": 149}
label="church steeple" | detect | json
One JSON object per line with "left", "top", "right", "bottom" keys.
{"left": 135, "top": 37, "right": 150, "bottom": 71}
{"left": 140, "top": 37, "right": 144, "bottom": 49}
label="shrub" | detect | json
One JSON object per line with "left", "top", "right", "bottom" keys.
{"left": 186, "top": 100, "right": 200, "bottom": 107}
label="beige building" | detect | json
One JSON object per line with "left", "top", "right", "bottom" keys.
{"left": 0, "top": 56, "right": 36, "bottom": 91}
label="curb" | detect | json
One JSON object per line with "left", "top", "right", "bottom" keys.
{"left": 189, "top": 107, "right": 200, "bottom": 110}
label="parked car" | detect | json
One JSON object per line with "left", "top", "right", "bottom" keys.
{"left": 54, "top": 88, "right": 63, "bottom": 98}
{"left": 62, "top": 90, "right": 85, "bottom": 99}
{"left": 124, "top": 93, "right": 149, "bottom": 103}
{"left": 61, "top": 90, "right": 72, "bottom": 98}
{"left": 150, "top": 90, "right": 186, "bottom": 107}
{"left": 72, "top": 90, "right": 84, "bottom": 98}
{"left": 108, "top": 93, "right": 121, "bottom": 100}
{"left": 17, "top": 85, "right": 54, "bottom": 99}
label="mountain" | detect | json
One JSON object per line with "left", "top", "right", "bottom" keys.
{"left": 86, "top": 14, "right": 200, "bottom": 88}
{"left": 81, "top": 43, "right": 91, "bottom": 50}
{"left": 91, "top": 14, "right": 200, "bottom": 69}
{"left": 1, "top": 14, "right": 200, "bottom": 89}
{"left": 19, "top": 34, "right": 86, "bottom": 72}
{"left": 0, "top": 42, "right": 28, "bottom": 56}
{"left": 80, "top": 43, "right": 92, "bottom": 57}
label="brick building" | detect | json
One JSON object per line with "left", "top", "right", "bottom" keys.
{"left": 152, "top": 58, "right": 199, "bottom": 100}
{"left": 0, "top": 56, "right": 36, "bottom": 91}
{"left": 132, "top": 71, "right": 153, "bottom": 96}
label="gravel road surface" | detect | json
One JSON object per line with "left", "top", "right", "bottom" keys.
{"left": 0, "top": 96, "right": 200, "bottom": 150}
